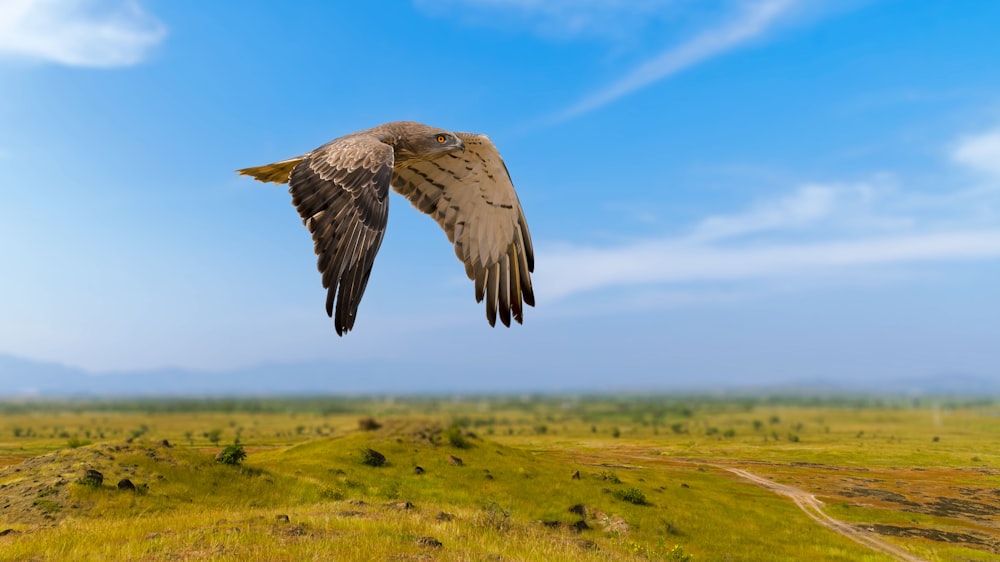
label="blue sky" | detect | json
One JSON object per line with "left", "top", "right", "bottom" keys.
{"left": 1, "top": 0, "right": 999, "bottom": 391}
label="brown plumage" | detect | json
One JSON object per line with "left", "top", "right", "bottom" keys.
{"left": 237, "top": 121, "right": 535, "bottom": 336}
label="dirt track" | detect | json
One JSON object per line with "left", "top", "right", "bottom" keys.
{"left": 725, "top": 468, "right": 928, "bottom": 562}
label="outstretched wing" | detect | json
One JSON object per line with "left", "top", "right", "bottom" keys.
{"left": 289, "top": 135, "right": 393, "bottom": 335}
{"left": 390, "top": 132, "right": 534, "bottom": 327}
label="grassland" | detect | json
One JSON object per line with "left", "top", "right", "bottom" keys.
{"left": 1, "top": 395, "right": 998, "bottom": 561}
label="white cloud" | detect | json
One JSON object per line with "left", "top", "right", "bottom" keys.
{"left": 952, "top": 127, "right": 1000, "bottom": 181}
{"left": 691, "top": 183, "right": 837, "bottom": 241}
{"left": 689, "top": 179, "right": 916, "bottom": 242}
{"left": 556, "top": 0, "right": 800, "bottom": 120}
{"left": 539, "top": 127, "right": 1000, "bottom": 301}
{"left": 541, "top": 229, "right": 1000, "bottom": 299}
{"left": 0, "top": 0, "right": 166, "bottom": 68}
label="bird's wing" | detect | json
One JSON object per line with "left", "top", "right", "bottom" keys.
{"left": 390, "top": 132, "right": 534, "bottom": 327}
{"left": 290, "top": 135, "right": 393, "bottom": 335}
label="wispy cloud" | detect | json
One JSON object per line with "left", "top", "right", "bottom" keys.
{"left": 540, "top": 126, "right": 1000, "bottom": 301}
{"left": 542, "top": 229, "right": 1000, "bottom": 299}
{"left": 414, "top": 0, "right": 686, "bottom": 41}
{"left": 0, "top": 0, "right": 166, "bottom": 68}
{"left": 556, "top": 0, "right": 800, "bottom": 120}
{"left": 952, "top": 128, "right": 1000, "bottom": 181}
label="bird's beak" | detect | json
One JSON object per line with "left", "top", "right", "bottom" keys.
{"left": 457, "top": 139, "right": 466, "bottom": 152}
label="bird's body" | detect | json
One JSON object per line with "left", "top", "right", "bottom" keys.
{"left": 237, "top": 121, "right": 534, "bottom": 335}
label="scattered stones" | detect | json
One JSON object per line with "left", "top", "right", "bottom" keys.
{"left": 574, "top": 538, "right": 598, "bottom": 550}
{"left": 416, "top": 536, "right": 443, "bottom": 548}
{"left": 358, "top": 417, "right": 382, "bottom": 431}
{"left": 275, "top": 514, "right": 290, "bottom": 523}
{"left": 117, "top": 479, "right": 135, "bottom": 491}
{"left": 588, "top": 508, "right": 629, "bottom": 534}
{"left": 568, "top": 504, "right": 587, "bottom": 517}
{"left": 388, "top": 501, "right": 414, "bottom": 510}
{"left": 360, "top": 448, "right": 386, "bottom": 467}
{"left": 414, "top": 466, "right": 425, "bottom": 475}
{"left": 435, "top": 512, "right": 454, "bottom": 522}
{"left": 681, "top": 483, "right": 690, "bottom": 488}
{"left": 79, "top": 469, "right": 103, "bottom": 488}
{"left": 571, "top": 470, "right": 581, "bottom": 480}
{"left": 447, "top": 455, "right": 464, "bottom": 467}
{"left": 0, "top": 529, "right": 15, "bottom": 537}
{"left": 337, "top": 510, "right": 363, "bottom": 518}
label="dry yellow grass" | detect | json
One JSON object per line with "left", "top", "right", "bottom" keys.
{"left": 1, "top": 396, "right": 997, "bottom": 561}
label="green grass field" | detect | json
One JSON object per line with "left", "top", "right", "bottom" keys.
{"left": 1, "top": 396, "right": 997, "bottom": 561}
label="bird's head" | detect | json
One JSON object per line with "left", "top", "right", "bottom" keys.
{"left": 391, "top": 123, "right": 466, "bottom": 163}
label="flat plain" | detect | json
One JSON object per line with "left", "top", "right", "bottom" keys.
{"left": 1, "top": 395, "right": 998, "bottom": 561}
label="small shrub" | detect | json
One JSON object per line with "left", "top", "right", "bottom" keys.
{"left": 360, "top": 448, "right": 386, "bottom": 467}
{"left": 216, "top": 444, "right": 247, "bottom": 466}
{"left": 358, "top": 417, "right": 382, "bottom": 431}
{"left": 613, "top": 487, "right": 647, "bottom": 505}
{"left": 67, "top": 437, "right": 92, "bottom": 449}
{"left": 320, "top": 487, "right": 345, "bottom": 500}
{"left": 611, "top": 427, "right": 621, "bottom": 438}
{"left": 600, "top": 471, "right": 622, "bottom": 484}
{"left": 130, "top": 425, "right": 149, "bottom": 439}
{"left": 444, "top": 425, "right": 471, "bottom": 449}
{"left": 475, "top": 501, "right": 512, "bottom": 532}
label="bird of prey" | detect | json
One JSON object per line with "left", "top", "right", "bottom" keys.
{"left": 237, "top": 121, "right": 535, "bottom": 336}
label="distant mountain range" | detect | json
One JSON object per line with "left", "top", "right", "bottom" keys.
{"left": 0, "top": 353, "right": 406, "bottom": 397}
{"left": 1, "top": 352, "right": 997, "bottom": 398}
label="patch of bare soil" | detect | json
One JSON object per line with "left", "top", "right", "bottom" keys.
{"left": 866, "top": 524, "right": 999, "bottom": 552}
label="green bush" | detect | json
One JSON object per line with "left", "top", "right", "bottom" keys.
{"left": 216, "top": 444, "right": 247, "bottom": 466}
{"left": 613, "top": 487, "right": 647, "bottom": 505}
{"left": 444, "top": 425, "right": 471, "bottom": 448}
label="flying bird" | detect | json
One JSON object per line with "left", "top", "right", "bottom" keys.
{"left": 237, "top": 121, "right": 535, "bottom": 336}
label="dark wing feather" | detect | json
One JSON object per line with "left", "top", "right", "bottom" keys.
{"left": 289, "top": 135, "right": 392, "bottom": 335}
{"left": 390, "top": 133, "right": 534, "bottom": 327}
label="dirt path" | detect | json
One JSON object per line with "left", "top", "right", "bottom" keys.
{"left": 724, "top": 468, "right": 928, "bottom": 562}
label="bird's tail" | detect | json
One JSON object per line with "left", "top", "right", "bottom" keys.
{"left": 236, "top": 157, "right": 305, "bottom": 184}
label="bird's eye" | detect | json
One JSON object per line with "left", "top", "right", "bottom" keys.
{"left": 436, "top": 134, "right": 446, "bottom": 143}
